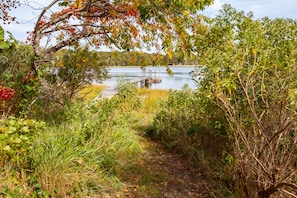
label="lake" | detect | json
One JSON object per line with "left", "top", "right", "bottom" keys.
{"left": 99, "top": 66, "right": 201, "bottom": 90}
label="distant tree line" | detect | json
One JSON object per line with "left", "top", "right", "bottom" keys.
{"left": 55, "top": 50, "right": 197, "bottom": 67}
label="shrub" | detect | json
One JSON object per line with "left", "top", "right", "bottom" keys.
{"left": 151, "top": 88, "right": 230, "bottom": 164}
{"left": 195, "top": 5, "right": 297, "bottom": 197}
{"left": 42, "top": 47, "right": 109, "bottom": 107}
{"left": 0, "top": 117, "right": 46, "bottom": 167}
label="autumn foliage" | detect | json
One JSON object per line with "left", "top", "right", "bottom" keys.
{"left": 0, "top": 0, "right": 19, "bottom": 24}
{"left": 30, "top": 0, "right": 213, "bottom": 71}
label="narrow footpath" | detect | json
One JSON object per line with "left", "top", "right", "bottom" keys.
{"left": 103, "top": 139, "right": 214, "bottom": 198}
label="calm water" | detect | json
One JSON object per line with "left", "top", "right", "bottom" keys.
{"left": 100, "top": 66, "right": 201, "bottom": 90}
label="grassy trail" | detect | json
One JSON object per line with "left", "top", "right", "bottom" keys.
{"left": 82, "top": 87, "right": 214, "bottom": 197}
{"left": 114, "top": 138, "right": 212, "bottom": 198}
{"left": 99, "top": 110, "right": 213, "bottom": 198}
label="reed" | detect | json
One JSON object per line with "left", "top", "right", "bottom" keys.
{"left": 137, "top": 88, "right": 168, "bottom": 112}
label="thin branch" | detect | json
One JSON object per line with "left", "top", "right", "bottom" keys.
{"left": 279, "top": 189, "right": 297, "bottom": 198}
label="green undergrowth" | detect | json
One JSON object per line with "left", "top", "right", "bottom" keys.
{"left": 0, "top": 84, "right": 149, "bottom": 197}
{"left": 1, "top": 84, "right": 233, "bottom": 197}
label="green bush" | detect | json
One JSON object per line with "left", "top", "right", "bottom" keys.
{"left": 0, "top": 117, "right": 46, "bottom": 167}
{"left": 194, "top": 5, "right": 297, "bottom": 197}
{"left": 152, "top": 88, "right": 230, "bottom": 162}
{"left": 44, "top": 47, "right": 109, "bottom": 106}
{"left": 0, "top": 27, "right": 39, "bottom": 116}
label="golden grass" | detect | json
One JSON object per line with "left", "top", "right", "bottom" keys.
{"left": 79, "top": 84, "right": 107, "bottom": 101}
{"left": 137, "top": 88, "right": 169, "bottom": 112}
{"left": 80, "top": 86, "right": 168, "bottom": 112}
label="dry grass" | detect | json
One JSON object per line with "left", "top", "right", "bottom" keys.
{"left": 137, "top": 88, "right": 169, "bottom": 112}
{"left": 79, "top": 84, "right": 107, "bottom": 101}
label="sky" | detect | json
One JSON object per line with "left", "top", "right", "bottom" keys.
{"left": 203, "top": 0, "right": 297, "bottom": 19}
{"left": 2, "top": 0, "right": 297, "bottom": 43}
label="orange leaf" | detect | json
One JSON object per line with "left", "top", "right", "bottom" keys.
{"left": 130, "top": 26, "right": 138, "bottom": 37}
{"left": 110, "top": 9, "right": 117, "bottom": 17}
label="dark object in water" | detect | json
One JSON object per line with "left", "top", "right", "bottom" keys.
{"left": 189, "top": 70, "right": 196, "bottom": 75}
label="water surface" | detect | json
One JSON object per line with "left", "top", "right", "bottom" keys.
{"left": 100, "top": 66, "right": 201, "bottom": 90}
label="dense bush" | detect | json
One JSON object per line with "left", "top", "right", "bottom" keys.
{"left": 0, "top": 117, "right": 46, "bottom": 167}
{"left": 0, "top": 27, "right": 38, "bottom": 116}
{"left": 195, "top": 5, "right": 297, "bottom": 197}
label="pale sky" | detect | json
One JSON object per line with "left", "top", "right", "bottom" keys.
{"left": 203, "top": 0, "right": 297, "bottom": 19}
{"left": 2, "top": 0, "right": 297, "bottom": 43}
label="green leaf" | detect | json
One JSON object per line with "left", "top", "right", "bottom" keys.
{"left": 21, "top": 126, "right": 30, "bottom": 133}
{"left": 7, "top": 126, "right": 17, "bottom": 134}
{"left": 20, "top": 135, "right": 29, "bottom": 141}
{"left": 0, "top": 134, "right": 8, "bottom": 140}
{"left": 137, "top": 5, "right": 150, "bottom": 21}
{"left": 0, "top": 26, "right": 16, "bottom": 51}
{"left": 13, "top": 138, "right": 22, "bottom": 144}
{"left": 3, "top": 145, "right": 11, "bottom": 151}
{"left": 0, "top": 26, "right": 4, "bottom": 43}
{"left": 0, "top": 41, "right": 10, "bottom": 50}
{"left": 166, "top": 67, "right": 173, "bottom": 76}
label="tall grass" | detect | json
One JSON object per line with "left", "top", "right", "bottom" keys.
{"left": 137, "top": 88, "right": 168, "bottom": 112}
{"left": 79, "top": 84, "right": 106, "bottom": 101}
{"left": 1, "top": 85, "right": 143, "bottom": 197}
{"left": 30, "top": 120, "right": 141, "bottom": 196}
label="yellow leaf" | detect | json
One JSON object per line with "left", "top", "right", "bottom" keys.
{"left": 252, "top": 48, "right": 256, "bottom": 55}
{"left": 56, "top": 61, "right": 64, "bottom": 67}
{"left": 76, "top": 0, "right": 82, "bottom": 8}
{"left": 167, "top": 51, "right": 172, "bottom": 60}
{"left": 130, "top": 56, "right": 137, "bottom": 64}
{"left": 3, "top": 145, "right": 11, "bottom": 151}
{"left": 183, "top": 10, "right": 190, "bottom": 16}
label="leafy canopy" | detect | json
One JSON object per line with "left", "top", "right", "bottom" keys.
{"left": 29, "top": 0, "right": 213, "bottom": 68}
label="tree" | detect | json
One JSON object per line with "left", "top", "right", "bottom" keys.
{"left": 28, "top": 0, "right": 213, "bottom": 72}
{"left": 46, "top": 47, "right": 109, "bottom": 105}
{"left": 196, "top": 5, "right": 297, "bottom": 197}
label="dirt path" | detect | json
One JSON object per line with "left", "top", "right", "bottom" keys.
{"left": 115, "top": 140, "right": 213, "bottom": 198}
